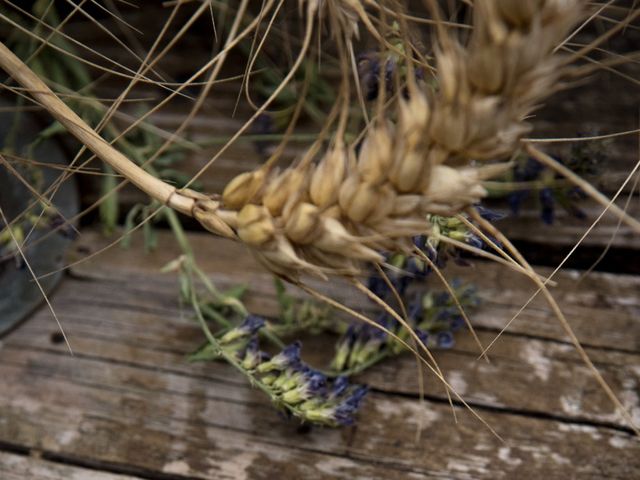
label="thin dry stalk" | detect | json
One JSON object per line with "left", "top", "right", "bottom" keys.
{"left": 297, "top": 281, "right": 503, "bottom": 440}
{"left": 469, "top": 210, "right": 640, "bottom": 435}
{"left": 412, "top": 246, "right": 489, "bottom": 363}
{"left": 473, "top": 151, "right": 640, "bottom": 357}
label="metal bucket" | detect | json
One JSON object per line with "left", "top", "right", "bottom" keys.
{"left": 0, "top": 100, "right": 79, "bottom": 336}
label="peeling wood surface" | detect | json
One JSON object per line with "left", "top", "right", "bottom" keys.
{"left": 72, "top": 231, "right": 640, "bottom": 353}
{"left": 1, "top": 230, "right": 639, "bottom": 479}
{"left": 0, "top": 452, "right": 143, "bottom": 480}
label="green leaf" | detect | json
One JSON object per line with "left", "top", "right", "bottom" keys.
{"left": 143, "top": 218, "right": 157, "bottom": 253}
{"left": 121, "top": 204, "right": 143, "bottom": 249}
{"left": 160, "top": 256, "right": 183, "bottom": 273}
{"left": 220, "top": 284, "right": 248, "bottom": 301}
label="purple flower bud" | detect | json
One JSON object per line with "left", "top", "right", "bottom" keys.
{"left": 330, "top": 385, "right": 369, "bottom": 426}
{"left": 305, "top": 371, "right": 327, "bottom": 394}
{"left": 508, "top": 190, "right": 529, "bottom": 216}
{"left": 539, "top": 188, "right": 555, "bottom": 225}
{"left": 415, "top": 329, "right": 430, "bottom": 347}
{"left": 219, "top": 315, "right": 265, "bottom": 344}
{"left": 257, "top": 341, "right": 302, "bottom": 372}
{"left": 276, "top": 341, "right": 301, "bottom": 366}
{"left": 357, "top": 51, "right": 381, "bottom": 101}
{"left": 344, "top": 385, "right": 369, "bottom": 410}
{"left": 408, "top": 300, "right": 422, "bottom": 323}
{"left": 436, "top": 331, "right": 454, "bottom": 349}
{"left": 331, "top": 376, "right": 350, "bottom": 398}
{"left": 48, "top": 214, "right": 77, "bottom": 239}
{"left": 466, "top": 234, "right": 484, "bottom": 250}
{"left": 474, "top": 205, "right": 505, "bottom": 222}
{"left": 241, "top": 337, "right": 266, "bottom": 370}
{"left": 450, "top": 315, "right": 465, "bottom": 331}
{"left": 520, "top": 157, "right": 544, "bottom": 180}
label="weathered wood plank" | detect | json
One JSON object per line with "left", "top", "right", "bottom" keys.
{"left": 65, "top": 229, "right": 640, "bottom": 427}
{"left": 9, "top": 270, "right": 639, "bottom": 431}
{"left": 3, "top": 6, "right": 639, "bottom": 478}
{"left": 0, "top": 452, "right": 144, "bottom": 480}
{"left": 1, "top": 228, "right": 639, "bottom": 477}
{"left": 490, "top": 199, "right": 640, "bottom": 251}
{"left": 1, "top": 336, "right": 638, "bottom": 480}
{"left": 70, "top": 230, "right": 640, "bottom": 352}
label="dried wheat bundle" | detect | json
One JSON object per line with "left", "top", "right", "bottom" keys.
{"left": 187, "top": 0, "right": 583, "bottom": 279}
{"left": 3, "top": 0, "right": 640, "bottom": 436}
{"left": 0, "top": 0, "right": 583, "bottom": 281}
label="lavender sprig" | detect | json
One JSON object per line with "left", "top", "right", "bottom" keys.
{"left": 331, "top": 283, "right": 480, "bottom": 375}
{"left": 270, "top": 278, "right": 335, "bottom": 336}
{"left": 491, "top": 143, "right": 605, "bottom": 224}
{"left": 199, "top": 315, "right": 369, "bottom": 427}
{"left": 176, "top": 254, "right": 367, "bottom": 428}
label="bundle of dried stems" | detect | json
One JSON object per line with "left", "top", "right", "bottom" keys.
{"left": 1, "top": 0, "right": 639, "bottom": 435}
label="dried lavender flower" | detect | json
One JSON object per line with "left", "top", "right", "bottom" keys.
{"left": 219, "top": 315, "right": 266, "bottom": 344}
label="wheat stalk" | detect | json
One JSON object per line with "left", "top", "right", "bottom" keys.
{"left": 0, "top": 1, "right": 598, "bottom": 286}
{"left": 0, "top": 0, "right": 588, "bottom": 280}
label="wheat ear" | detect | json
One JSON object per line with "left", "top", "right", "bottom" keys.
{"left": 0, "top": 1, "right": 590, "bottom": 282}
{"left": 210, "top": 0, "right": 585, "bottom": 278}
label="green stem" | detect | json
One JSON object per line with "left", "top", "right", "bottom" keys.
{"left": 200, "top": 303, "right": 233, "bottom": 329}
{"left": 190, "top": 279, "right": 296, "bottom": 415}
{"left": 164, "top": 207, "right": 194, "bottom": 257}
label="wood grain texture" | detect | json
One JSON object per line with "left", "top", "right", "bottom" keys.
{"left": 71, "top": 230, "right": 640, "bottom": 352}
{"left": 0, "top": 229, "right": 638, "bottom": 479}
{"left": 0, "top": 452, "right": 144, "bottom": 480}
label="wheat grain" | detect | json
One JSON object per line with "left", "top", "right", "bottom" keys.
{"left": 198, "top": 0, "right": 584, "bottom": 279}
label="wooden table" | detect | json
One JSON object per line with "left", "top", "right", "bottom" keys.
{"left": 1, "top": 230, "right": 639, "bottom": 479}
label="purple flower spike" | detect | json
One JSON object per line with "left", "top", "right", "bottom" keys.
{"left": 415, "top": 329, "right": 430, "bottom": 347}
{"left": 474, "top": 205, "right": 506, "bottom": 222}
{"left": 219, "top": 315, "right": 265, "bottom": 344}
